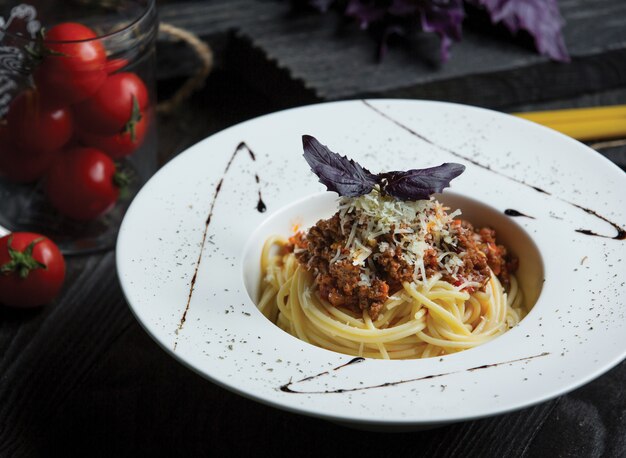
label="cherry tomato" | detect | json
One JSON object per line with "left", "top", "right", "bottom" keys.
{"left": 104, "top": 58, "right": 129, "bottom": 74}
{"left": 44, "top": 23, "right": 106, "bottom": 72}
{"left": 34, "top": 23, "right": 107, "bottom": 105}
{"left": 45, "top": 147, "right": 123, "bottom": 220}
{"left": 7, "top": 90, "right": 73, "bottom": 155}
{"left": 74, "top": 72, "right": 148, "bottom": 135}
{"left": 0, "top": 127, "right": 57, "bottom": 183}
{"left": 78, "top": 112, "right": 148, "bottom": 159}
{"left": 0, "top": 232, "right": 65, "bottom": 308}
{"left": 36, "top": 67, "right": 106, "bottom": 107}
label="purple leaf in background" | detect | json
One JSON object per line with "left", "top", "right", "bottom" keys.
{"left": 379, "top": 163, "right": 466, "bottom": 200}
{"left": 467, "top": 0, "right": 569, "bottom": 62}
{"left": 302, "top": 135, "right": 377, "bottom": 197}
{"left": 345, "top": 0, "right": 464, "bottom": 61}
{"left": 420, "top": 0, "right": 465, "bottom": 61}
{"left": 346, "top": 1, "right": 388, "bottom": 29}
{"left": 298, "top": 0, "right": 569, "bottom": 63}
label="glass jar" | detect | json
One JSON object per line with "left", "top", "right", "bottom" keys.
{"left": 0, "top": 0, "right": 157, "bottom": 253}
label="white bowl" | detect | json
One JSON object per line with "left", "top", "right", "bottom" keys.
{"left": 117, "top": 99, "right": 626, "bottom": 429}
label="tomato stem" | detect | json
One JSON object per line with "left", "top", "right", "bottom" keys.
{"left": 0, "top": 236, "right": 46, "bottom": 279}
{"left": 113, "top": 166, "right": 134, "bottom": 200}
{"left": 122, "top": 95, "right": 142, "bottom": 143}
{"left": 26, "top": 29, "right": 68, "bottom": 63}
{"left": 113, "top": 170, "right": 130, "bottom": 188}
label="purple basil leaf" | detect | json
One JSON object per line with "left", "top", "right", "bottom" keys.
{"left": 302, "top": 135, "right": 377, "bottom": 197}
{"left": 420, "top": 0, "right": 465, "bottom": 62}
{"left": 378, "top": 163, "right": 466, "bottom": 200}
{"left": 346, "top": 0, "right": 388, "bottom": 29}
{"left": 467, "top": 0, "right": 569, "bottom": 62}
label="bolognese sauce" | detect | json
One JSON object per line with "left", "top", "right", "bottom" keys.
{"left": 287, "top": 194, "right": 517, "bottom": 320}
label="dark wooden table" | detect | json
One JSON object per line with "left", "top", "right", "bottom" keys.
{"left": 1, "top": 1, "right": 625, "bottom": 456}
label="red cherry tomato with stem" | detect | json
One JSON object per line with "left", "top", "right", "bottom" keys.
{"left": 0, "top": 233, "right": 65, "bottom": 308}
{"left": 43, "top": 23, "right": 106, "bottom": 72}
{"left": 34, "top": 22, "right": 107, "bottom": 105}
{"left": 74, "top": 72, "right": 148, "bottom": 136}
{"left": 78, "top": 112, "right": 148, "bottom": 159}
{"left": 7, "top": 90, "right": 73, "bottom": 155}
{"left": 45, "top": 147, "right": 126, "bottom": 220}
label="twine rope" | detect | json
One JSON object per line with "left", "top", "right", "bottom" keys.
{"left": 156, "top": 22, "right": 213, "bottom": 115}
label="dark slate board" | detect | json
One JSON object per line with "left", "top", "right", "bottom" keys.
{"left": 158, "top": 0, "right": 626, "bottom": 108}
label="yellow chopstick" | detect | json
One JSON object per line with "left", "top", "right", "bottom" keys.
{"left": 513, "top": 105, "right": 626, "bottom": 141}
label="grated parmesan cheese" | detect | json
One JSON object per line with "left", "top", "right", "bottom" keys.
{"left": 334, "top": 187, "right": 464, "bottom": 283}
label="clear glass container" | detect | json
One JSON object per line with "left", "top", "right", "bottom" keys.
{"left": 0, "top": 0, "right": 157, "bottom": 253}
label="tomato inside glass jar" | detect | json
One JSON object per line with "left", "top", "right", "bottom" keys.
{"left": 0, "top": 0, "right": 158, "bottom": 254}
{"left": 34, "top": 22, "right": 108, "bottom": 106}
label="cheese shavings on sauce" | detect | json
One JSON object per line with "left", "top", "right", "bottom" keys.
{"left": 337, "top": 188, "right": 462, "bottom": 285}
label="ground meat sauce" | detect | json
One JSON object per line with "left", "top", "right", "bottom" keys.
{"left": 288, "top": 213, "right": 517, "bottom": 320}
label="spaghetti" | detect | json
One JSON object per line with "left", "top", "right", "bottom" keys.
{"left": 257, "top": 189, "right": 525, "bottom": 360}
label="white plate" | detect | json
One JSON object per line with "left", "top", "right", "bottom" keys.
{"left": 117, "top": 99, "right": 626, "bottom": 428}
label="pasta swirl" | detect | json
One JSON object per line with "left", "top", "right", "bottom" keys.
{"left": 258, "top": 236, "right": 525, "bottom": 360}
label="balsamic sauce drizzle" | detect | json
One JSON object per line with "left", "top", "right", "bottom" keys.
{"left": 174, "top": 142, "right": 265, "bottom": 350}
{"left": 255, "top": 174, "right": 267, "bottom": 212}
{"left": 504, "top": 209, "right": 535, "bottom": 219}
{"left": 571, "top": 204, "right": 626, "bottom": 240}
{"left": 362, "top": 100, "right": 625, "bottom": 241}
{"left": 279, "top": 352, "right": 550, "bottom": 394}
